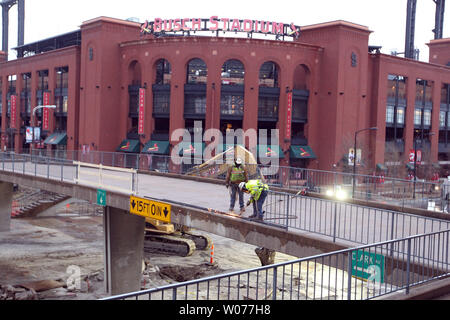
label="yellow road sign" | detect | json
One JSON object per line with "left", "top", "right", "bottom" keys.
{"left": 129, "top": 195, "right": 171, "bottom": 223}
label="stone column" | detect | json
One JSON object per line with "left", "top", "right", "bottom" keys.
{"left": 0, "top": 181, "right": 13, "bottom": 232}
{"left": 103, "top": 206, "right": 145, "bottom": 295}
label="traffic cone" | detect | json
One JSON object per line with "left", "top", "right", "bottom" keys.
{"left": 210, "top": 244, "right": 214, "bottom": 264}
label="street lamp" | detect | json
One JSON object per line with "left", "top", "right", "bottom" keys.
{"left": 352, "top": 127, "right": 377, "bottom": 198}
{"left": 31, "top": 105, "right": 56, "bottom": 154}
{"left": 413, "top": 131, "right": 434, "bottom": 199}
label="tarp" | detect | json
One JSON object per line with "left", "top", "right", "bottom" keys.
{"left": 186, "top": 145, "right": 260, "bottom": 179}
{"left": 142, "top": 140, "right": 170, "bottom": 154}
{"left": 43, "top": 132, "right": 67, "bottom": 145}
{"left": 289, "top": 145, "right": 316, "bottom": 159}
{"left": 116, "top": 139, "right": 140, "bottom": 153}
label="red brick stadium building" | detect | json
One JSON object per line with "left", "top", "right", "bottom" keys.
{"left": 0, "top": 16, "right": 450, "bottom": 177}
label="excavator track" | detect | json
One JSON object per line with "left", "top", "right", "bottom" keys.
{"left": 144, "top": 234, "right": 196, "bottom": 257}
{"left": 181, "top": 232, "right": 212, "bottom": 251}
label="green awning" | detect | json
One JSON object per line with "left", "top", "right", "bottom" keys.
{"left": 142, "top": 140, "right": 170, "bottom": 155}
{"left": 257, "top": 145, "right": 284, "bottom": 159}
{"left": 116, "top": 139, "right": 140, "bottom": 153}
{"left": 289, "top": 145, "right": 316, "bottom": 159}
{"left": 43, "top": 132, "right": 67, "bottom": 145}
{"left": 376, "top": 163, "right": 388, "bottom": 171}
{"left": 176, "top": 142, "right": 205, "bottom": 157}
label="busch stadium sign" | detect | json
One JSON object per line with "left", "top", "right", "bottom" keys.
{"left": 140, "top": 16, "right": 300, "bottom": 40}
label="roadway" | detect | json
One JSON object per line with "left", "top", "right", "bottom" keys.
{"left": 1, "top": 158, "right": 450, "bottom": 248}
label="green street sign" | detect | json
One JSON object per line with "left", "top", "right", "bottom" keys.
{"left": 97, "top": 189, "right": 106, "bottom": 206}
{"left": 351, "top": 250, "right": 385, "bottom": 283}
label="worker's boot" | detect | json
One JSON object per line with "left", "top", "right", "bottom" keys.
{"left": 239, "top": 207, "right": 245, "bottom": 215}
{"left": 228, "top": 208, "right": 235, "bottom": 214}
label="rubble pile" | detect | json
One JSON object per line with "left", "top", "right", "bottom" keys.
{"left": 0, "top": 285, "right": 38, "bottom": 300}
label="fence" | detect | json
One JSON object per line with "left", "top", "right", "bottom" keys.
{"left": 103, "top": 229, "right": 450, "bottom": 300}
{"left": 24, "top": 149, "right": 443, "bottom": 210}
{"left": 262, "top": 191, "right": 450, "bottom": 245}
{"left": 1, "top": 151, "right": 448, "bottom": 247}
{"left": 1, "top": 151, "right": 449, "bottom": 300}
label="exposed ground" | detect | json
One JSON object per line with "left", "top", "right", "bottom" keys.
{"left": 0, "top": 196, "right": 299, "bottom": 300}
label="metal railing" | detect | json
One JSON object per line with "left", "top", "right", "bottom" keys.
{"left": 1, "top": 151, "right": 448, "bottom": 248}
{"left": 103, "top": 229, "right": 450, "bottom": 300}
{"left": 0, "top": 152, "right": 138, "bottom": 194}
{"left": 24, "top": 149, "right": 444, "bottom": 211}
{"left": 1, "top": 151, "right": 449, "bottom": 300}
{"left": 262, "top": 191, "right": 450, "bottom": 245}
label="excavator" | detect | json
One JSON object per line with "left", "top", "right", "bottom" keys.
{"left": 144, "top": 217, "right": 212, "bottom": 257}
{"left": 143, "top": 145, "right": 261, "bottom": 256}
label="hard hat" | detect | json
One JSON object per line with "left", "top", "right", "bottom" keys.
{"left": 235, "top": 157, "right": 243, "bottom": 165}
{"left": 239, "top": 182, "right": 246, "bottom": 190}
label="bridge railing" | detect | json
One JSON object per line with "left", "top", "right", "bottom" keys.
{"left": 102, "top": 228, "right": 450, "bottom": 300}
{"left": 263, "top": 190, "right": 450, "bottom": 245}
{"left": 24, "top": 149, "right": 443, "bottom": 212}
{"left": 1, "top": 151, "right": 448, "bottom": 244}
{"left": 0, "top": 152, "right": 139, "bottom": 194}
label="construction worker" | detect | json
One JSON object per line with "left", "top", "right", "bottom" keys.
{"left": 239, "top": 179, "right": 269, "bottom": 220}
{"left": 225, "top": 157, "right": 248, "bottom": 214}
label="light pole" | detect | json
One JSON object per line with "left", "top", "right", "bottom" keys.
{"left": 31, "top": 105, "right": 56, "bottom": 155}
{"left": 413, "top": 131, "right": 434, "bottom": 199}
{"left": 352, "top": 127, "right": 377, "bottom": 198}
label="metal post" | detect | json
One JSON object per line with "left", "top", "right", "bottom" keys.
{"left": 46, "top": 157, "right": 49, "bottom": 179}
{"left": 413, "top": 137, "right": 417, "bottom": 199}
{"left": 172, "top": 287, "right": 177, "bottom": 300}
{"left": 406, "top": 238, "right": 412, "bottom": 294}
{"left": 332, "top": 200, "right": 338, "bottom": 243}
{"left": 272, "top": 267, "right": 277, "bottom": 300}
{"left": 353, "top": 133, "right": 357, "bottom": 198}
{"left": 347, "top": 251, "right": 353, "bottom": 300}
{"left": 285, "top": 193, "right": 290, "bottom": 229}
{"left": 390, "top": 212, "right": 396, "bottom": 256}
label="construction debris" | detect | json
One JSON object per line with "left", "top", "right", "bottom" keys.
{"left": 0, "top": 285, "right": 38, "bottom": 300}
{"left": 186, "top": 145, "right": 261, "bottom": 179}
{"left": 255, "top": 247, "right": 276, "bottom": 266}
{"left": 19, "top": 279, "right": 65, "bottom": 292}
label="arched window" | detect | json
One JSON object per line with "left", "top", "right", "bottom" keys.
{"left": 293, "top": 64, "right": 309, "bottom": 90}
{"left": 128, "top": 60, "right": 142, "bottom": 86}
{"left": 291, "top": 64, "right": 310, "bottom": 145}
{"left": 259, "top": 61, "right": 279, "bottom": 88}
{"left": 220, "top": 59, "right": 245, "bottom": 140}
{"left": 221, "top": 59, "right": 244, "bottom": 85}
{"left": 128, "top": 61, "right": 142, "bottom": 136}
{"left": 258, "top": 61, "right": 280, "bottom": 120}
{"left": 155, "top": 59, "right": 172, "bottom": 85}
{"left": 187, "top": 58, "right": 207, "bottom": 84}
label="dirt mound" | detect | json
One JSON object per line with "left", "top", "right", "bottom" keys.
{"left": 158, "top": 263, "right": 223, "bottom": 282}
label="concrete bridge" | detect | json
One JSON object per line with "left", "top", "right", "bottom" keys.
{"left": 0, "top": 154, "right": 449, "bottom": 296}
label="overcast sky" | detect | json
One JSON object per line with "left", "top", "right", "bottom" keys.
{"left": 3, "top": 0, "right": 449, "bottom": 62}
